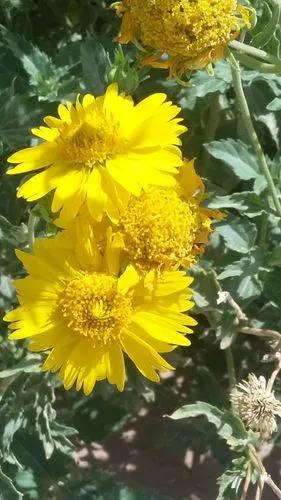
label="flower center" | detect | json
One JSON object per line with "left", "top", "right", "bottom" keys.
{"left": 119, "top": 187, "right": 199, "bottom": 270}
{"left": 57, "top": 112, "right": 120, "bottom": 167}
{"left": 129, "top": 0, "right": 240, "bottom": 58}
{"left": 60, "top": 272, "right": 132, "bottom": 345}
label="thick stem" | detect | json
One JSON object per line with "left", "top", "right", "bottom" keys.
{"left": 230, "top": 55, "right": 281, "bottom": 218}
{"left": 229, "top": 41, "right": 281, "bottom": 68}
{"left": 264, "top": 475, "right": 281, "bottom": 499}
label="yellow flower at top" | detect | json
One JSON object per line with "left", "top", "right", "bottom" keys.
{"left": 4, "top": 219, "right": 197, "bottom": 395}
{"left": 117, "top": 160, "right": 223, "bottom": 271}
{"left": 114, "top": 0, "right": 251, "bottom": 76}
{"left": 7, "top": 84, "right": 186, "bottom": 226}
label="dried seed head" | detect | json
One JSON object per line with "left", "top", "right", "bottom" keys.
{"left": 231, "top": 373, "right": 281, "bottom": 439}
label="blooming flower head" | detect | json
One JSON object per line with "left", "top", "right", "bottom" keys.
{"left": 4, "top": 219, "right": 196, "bottom": 395}
{"left": 114, "top": 0, "right": 251, "bottom": 76}
{"left": 117, "top": 160, "right": 223, "bottom": 271}
{"left": 7, "top": 84, "right": 186, "bottom": 226}
{"left": 231, "top": 373, "right": 281, "bottom": 439}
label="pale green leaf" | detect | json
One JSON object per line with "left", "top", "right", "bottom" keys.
{"left": 206, "top": 139, "right": 259, "bottom": 180}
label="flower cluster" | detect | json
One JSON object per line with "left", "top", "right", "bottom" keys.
{"left": 5, "top": 84, "right": 220, "bottom": 395}
{"left": 113, "top": 0, "right": 251, "bottom": 76}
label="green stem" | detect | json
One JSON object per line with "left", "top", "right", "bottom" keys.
{"left": 225, "top": 348, "right": 236, "bottom": 391}
{"left": 230, "top": 54, "right": 281, "bottom": 219}
{"left": 27, "top": 212, "right": 36, "bottom": 252}
{"left": 233, "top": 51, "right": 279, "bottom": 73}
{"left": 229, "top": 40, "right": 281, "bottom": 68}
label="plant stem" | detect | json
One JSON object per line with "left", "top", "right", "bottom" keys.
{"left": 225, "top": 348, "right": 236, "bottom": 390}
{"left": 264, "top": 475, "right": 281, "bottom": 499}
{"left": 233, "top": 51, "right": 279, "bottom": 73}
{"left": 267, "top": 355, "right": 281, "bottom": 392}
{"left": 27, "top": 212, "right": 36, "bottom": 252}
{"left": 230, "top": 54, "right": 281, "bottom": 219}
{"left": 239, "top": 326, "right": 281, "bottom": 343}
{"left": 229, "top": 40, "right": 281, "bottom": 68}
{"left": 241, "top": 463, "right": 252, "bottom": 500}
{"left": 255, "top": 481, "right": 264, "bottom": 500}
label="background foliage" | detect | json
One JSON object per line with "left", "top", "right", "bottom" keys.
{"left": 1, "top": 0, "right": 281, "bottom": 498}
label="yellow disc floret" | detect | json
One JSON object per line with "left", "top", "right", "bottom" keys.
{"left": 57, "top": 116, "right": 120, "bottom": 167}
{"left": 118, "top": 160, "right": 223, "bottom": 271}
{"left": 120, "top": 187, "right": 199, "bottom": 270}
{"left": 60, "top": 272, "right": 132, "bottom": 345}
{"left": 115, "top": 0, "right": 251, "bottom": 75}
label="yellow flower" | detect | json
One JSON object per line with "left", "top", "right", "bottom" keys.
{"left": 7, "top": 84, "right": 186, "bottom": 226}
{"left": 114, "top": 0, "right": 251, "bottom": 76}
{"left": 4, "top": 219, "right": 196, "bottom": 395}
{"left": 117, "top": 160, "right": 223, "bottom": 271}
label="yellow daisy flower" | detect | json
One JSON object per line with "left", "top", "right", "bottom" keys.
{"left": 117, "top": 160, "right": 223, "bottom": 271}
{"left": 113, "top": 0, "right": 251, "bottom": 76}
{"left": 4, "top": 220, "right": 196, "bottom": 395}
{"left": 7, "top": 83, "right": 186, "bottom": 226}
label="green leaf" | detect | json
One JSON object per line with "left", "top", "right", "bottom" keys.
{"left": 192, "top": 267, "right": 219, "bottom": 311}
{"left": 189, "top": 61, "right": 232, "bottom": 97}
{"left": 0, "top": 466, "right": 23, "bottom": 499}
{"left": 251, "top": 1, "right": 281, "bottom": 50}
{"left": 207, "top": 192, "right": 264, "bottom": 218}
{"left": 216, "top": 309, "right": 237, "bottom": 350}
{"left": 35, "top": 400, "right": 55, "bottom": 459}
{"left": 169, "top": 402, "right": 249, "bottom": 450}
{"left": 216, "top": 458, "right": 248, "bottom": 500}
{"left": 0, "top": 214, "right": 27, "bottom": 246}
{"left": 206, "top": 139, "right": 259, "bottom": 180}
{"left": 81, "top": 38, "right": 111, "bottom": 95}
{"left": 0, "top": 357, "right": 41, "bottom": 379}
{"left": 267, "top": 97, "right": 281, "bottom": 111}
{"left": 217, "top": 249, "right": 264, "bottom": 301}
{"left": 268, "top": 247, "right": 281, "bottom": 267}
{"left": 215, "top": 216, "right": 257, "bottom": 254}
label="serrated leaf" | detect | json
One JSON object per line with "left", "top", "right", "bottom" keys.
{"left": 206, "top": 139, "right": 259, "bottom": 180}
{"left": 0, "top": 466, "right": 23, "bottom": 499}
{"left": 216, "top": 309, "right": 237, "bottom": 350}
{"left": 189, "top": 61, "right": 232, "bottom": 97}
{"left": 169, "top": 402, "right": 249, "bottom": 450}
{"left": 192, "top": 268, "right": 219, "bottom": 311}
{"left": 2, "top": 412, "right": 25, "bottom": 463}
{"left": 0, "top": 357, "right": 41, "bottom": 379}
{"left": 35, "top": 401, "right": 55, "bottom": 459}
{"left": 215, "top": 216, "right": 257, "bottom": 254}
{"left": 207, "top": 192, "right": 264, "bottom": 218}
{"left": 0, "top": 215, "right": 27, "bottom": 246}
{"left": 217, "top": 250, "right": 263, "bottom": 301}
